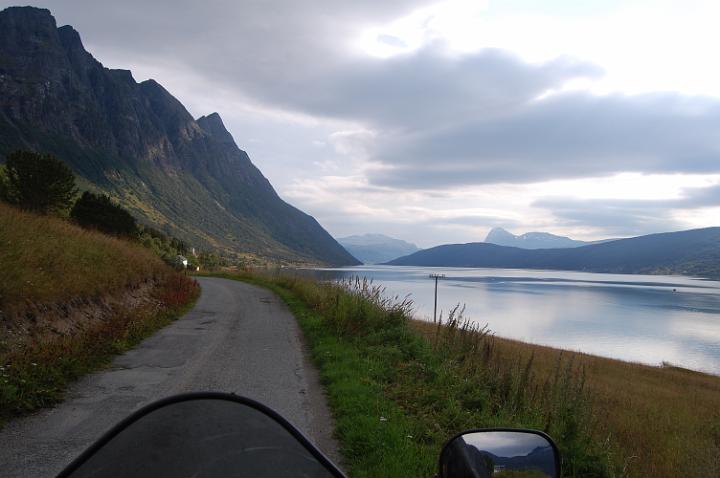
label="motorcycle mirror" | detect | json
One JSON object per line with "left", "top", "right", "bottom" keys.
{"left": 57, "top": 392, "right": 347, "bottom": 478}
{"left": 438, "top": 429, "right": 560, "bottom": 478}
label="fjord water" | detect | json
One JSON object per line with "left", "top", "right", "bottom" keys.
{"left": 302, "top": 266, "right": 720, "bottom": 375}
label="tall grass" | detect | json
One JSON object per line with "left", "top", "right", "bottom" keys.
{"left": 0, "top": 273, "right": 199, "bottom": 420}
{"left": 218, "top": 271, "right": 617, "bottom": 477}
{"left": 0, "top": 202, "right": 172, "bottom": 311}
{"left": 425, "top": 327, "right": 720, "bottom": 477}
{"left": 425, "top": 306, "right": 611, "bottom": 477}
{"left": 0, "top": 202, "right": 200, "bottom": 422}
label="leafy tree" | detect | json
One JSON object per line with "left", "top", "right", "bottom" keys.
{"left": 138, "top": 225, "right": 189, "bottom": 263}
{"left": 198, "top": 251, "right": 228, "bottom": 269}
{"left": 71, "top": 191, "right": 138, "bottom": 237}
{"left": 3, "top": 150, "right": 78, "bottom": 214}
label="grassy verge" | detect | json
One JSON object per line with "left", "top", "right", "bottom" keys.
{"left": 209, "top": 271, "right": 619, "bottom": 477}
{"left": 410, "top": 325, "right": 720, "bottom": 477}
{"left": 0, "top": 203, "right": 200, "bottom": 423}
{"left": 0, "top": 274, "right": 199, "bottom": 423}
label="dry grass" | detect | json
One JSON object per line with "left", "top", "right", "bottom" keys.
{"left": 0, "top": 202, "right": 200, "bottom": 421}
{"left": 412, "top": 319, "right": 720, "bottom": 477}
{"left": 0, "top": 202, "right": 171, "bottom": 311}
{"left": 0, "top": 274, "right": 199, "bottom": 420}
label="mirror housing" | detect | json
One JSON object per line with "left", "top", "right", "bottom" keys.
{"left": 439, "top": 429, "right": 560, "bottom": 478}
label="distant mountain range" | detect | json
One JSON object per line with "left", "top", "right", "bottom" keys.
{"left": 387, "top": 227, "right": 720, "bottom": 279}
{"left": 464, "top": 445, "right": 556, "bottom": 476}
{"left": 0, "top": 7, "right": 359, "bottom": 266}
{"left": 485, "top": 227, "right": 601, "bottom": 249}
{"left": 337, "top": 234, "right": 420, "bottom": 264}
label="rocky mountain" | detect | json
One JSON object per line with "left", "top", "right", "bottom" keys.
{"left": 0, "top": 6, "right": 359, "bottom": 266}
{"left": 387, "top": 227, "right": 720, "bottom": 279}
{"left": 336, "top": 233, "right": 420, "bottom": 264}
{"left": 485, "top": 227, "right": 592, "bottom": 249}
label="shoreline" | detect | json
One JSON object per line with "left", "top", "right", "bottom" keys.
{"left": 297, "top": 265, "right": 720, "bottom": 375}
{"left": 210, "top": 269, "right": 720, "bottom": 476}
{"left": 411, "top": 318, "right": 719, "bottom": 378}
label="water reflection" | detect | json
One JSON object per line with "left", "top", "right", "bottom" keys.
{"left": 298, "top": 266, "right": 720, "bottom": 374}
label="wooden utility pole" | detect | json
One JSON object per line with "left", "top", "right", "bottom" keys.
{"left": 429, "top": 273, "right": 446, "bottom": 322}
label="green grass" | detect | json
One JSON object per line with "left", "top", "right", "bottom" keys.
{"left": 208, "top": 272, "right": 436, "bottom": 476}
{"left": 209, "top": 271, "right": 616, "bottom": 477}
{"left": 213, "top": 269, "right": 720, "bottom": 478}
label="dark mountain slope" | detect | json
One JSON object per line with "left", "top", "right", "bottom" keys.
{"left": 0, "top": 6, "right": 358, "bottom": 265}
{"left": 387, "top": 227, "right": 720, "bottom": 278}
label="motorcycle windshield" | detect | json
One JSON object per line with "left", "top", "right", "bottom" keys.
{"left": 59, "top": 394, "right": 343, "bottom": 478}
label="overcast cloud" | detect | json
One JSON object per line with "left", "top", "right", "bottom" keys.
{"left": 535, "top": 184, "right": 720, "bottom": 236}
{"left": 371, "top": 91, "right": 720, "bottom": 187}
{"left": 3, "top": 0, "right": 720, "bottom": 245}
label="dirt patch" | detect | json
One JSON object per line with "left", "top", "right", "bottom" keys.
{"left": 0, "top": 280, "right": 162, "bottom": 353}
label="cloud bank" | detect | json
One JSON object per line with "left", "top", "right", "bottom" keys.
{"left": 4, "top": 0, "right": 720, "bottom": 241}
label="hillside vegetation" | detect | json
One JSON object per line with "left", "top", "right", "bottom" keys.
{"left": 0, "top": 202, "right": 198, "bottom": 420}
{"left": 388, "top": 227, "right": 720, "bottom": 279}
{"left": 0, "top": 202, "right": 170, "bottom": 309}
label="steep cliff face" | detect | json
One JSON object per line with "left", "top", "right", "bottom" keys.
{"left": 0, "top": 7, "right": 359, "bottom": 265}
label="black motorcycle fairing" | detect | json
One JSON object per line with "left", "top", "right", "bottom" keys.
{"left": 56, "top": 392, "right": 347, "bottom": 478}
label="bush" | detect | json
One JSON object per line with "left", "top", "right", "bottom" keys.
{"left": 71, "top": 191, "right": 138, "bottom": 237}
{"left": 2, "top": 150, "right": 78, "bottom": 214}
{"left": 197, "top": 251, "right": 228, "bottom": 270}
{"left": 138, "top": 226, "right": 188, "bottom": 262}
{"left": 0, "top": 165, "right": 9, "bottom": 203}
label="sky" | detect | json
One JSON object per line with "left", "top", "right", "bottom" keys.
{"left": 4, "top": 0, "right": 720, "bottom": 247}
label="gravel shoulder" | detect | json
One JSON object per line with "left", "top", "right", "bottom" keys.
{"left": 0, "top": 277, "right": 339, "bottom": 477}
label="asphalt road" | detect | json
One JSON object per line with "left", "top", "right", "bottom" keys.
{"left": 0, "top": 277, "right": 340, "bottom": 477}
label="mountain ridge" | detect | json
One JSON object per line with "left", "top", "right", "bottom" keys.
{"left": 337, "top": 233, "right": 420, "bottom": 264}
{"left": 485, "top": 227, "right": 599, "bottom": 249}
{"left": 387, "top": 227, "right": 720, "bottom": 278}
{"left": 0, "top": 6, "right": 359, "bottom": 266}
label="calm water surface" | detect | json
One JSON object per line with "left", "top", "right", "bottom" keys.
{"left": 300, "top": 266, "right": 720, "bottom": 375}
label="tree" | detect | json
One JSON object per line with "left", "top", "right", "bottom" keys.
{"left": 3, "top": 150, "right": 78, "bottom": 214}
{"left": 0, "top": 165, "right": 10, "bottom": 203}
{"left": 71, "top": 191, "right": 138, "bottom": 237}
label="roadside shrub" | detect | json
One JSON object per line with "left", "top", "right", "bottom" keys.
{"left": 70, "top": 191, "right": 138, "bottom": 237}
{"left": 197, "top": 251, "right": 228, "bottom": 270}
{"left": 138, "top": 225, "right": 188, "bottom": 263}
